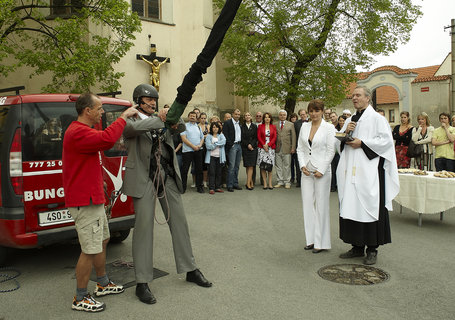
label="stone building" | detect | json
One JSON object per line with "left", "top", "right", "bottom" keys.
{"left": 334, "top": 53, "right": 452, "bottom": 127}
{"left": 0, "top": 0, "right": 241, "bottom": 120}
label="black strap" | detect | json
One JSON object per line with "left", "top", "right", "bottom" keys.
{"left": 175, "top": 0, "right": 243, "bottom": 106}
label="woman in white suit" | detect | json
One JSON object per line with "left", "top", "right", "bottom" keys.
{"left": 297, "top": 99, "right": 336, "bottom": 253}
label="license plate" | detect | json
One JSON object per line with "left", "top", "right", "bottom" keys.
{"left": 38, "top": 209, "right": 74, "bottom": 226}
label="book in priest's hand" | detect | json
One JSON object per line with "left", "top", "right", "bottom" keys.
{"left": 335, "top": 132, "right": 354, "bottom": 142}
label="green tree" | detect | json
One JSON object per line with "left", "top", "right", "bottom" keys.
{"left": 0, "top": 0, "right": 141, "bottom": 93}
{"left": 214, "top": 0, "right": 422, "bottom": 114}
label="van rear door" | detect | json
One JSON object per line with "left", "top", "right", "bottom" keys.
{"left": 21, "top": 101, "right": 77, "bottom": 231}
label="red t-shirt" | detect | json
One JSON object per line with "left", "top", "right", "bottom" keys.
{"left": 62, "top": 118, "right": 126, "bottom": 207}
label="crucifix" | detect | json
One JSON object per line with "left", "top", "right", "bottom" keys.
{"left": 136, "top": 43, "right": 170, "bottom": 91}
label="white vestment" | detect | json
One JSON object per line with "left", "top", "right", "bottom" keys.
{"left": 336, "top": 106, "right": 399, "bottom": 222}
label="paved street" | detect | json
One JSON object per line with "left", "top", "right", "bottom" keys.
{"left": 1, "top": 169, "right": 455, "bottom": 320}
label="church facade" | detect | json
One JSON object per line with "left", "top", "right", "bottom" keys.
{"left": 0, "top": 0, "right": 242, "bottom": 119}
{"left": 0, "top": 1, "right": 452, "bottom": 125}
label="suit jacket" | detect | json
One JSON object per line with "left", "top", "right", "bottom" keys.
{"left": 122, "top": 115, "right": 186, "bottom": 197}
{"left": 241, "top": 123, "right": 258, "bottom": 150}
{"left": 276, "top": 120, "right": 296, "bottom": 154}
{"left": 223, "top": 118, "right": 241, "bottom": 152}
{"left": 257, "top": 124, "right": 277, "bottom": 149}
{"left": 294, "top": 119, "right": 305, "bottom": 147}
{"left": 297, "top": 120, "right": 335, "bottom": 175}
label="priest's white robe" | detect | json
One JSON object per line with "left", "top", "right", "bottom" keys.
{"left": 336, "top": 106, "right": 400, "bottom": 223}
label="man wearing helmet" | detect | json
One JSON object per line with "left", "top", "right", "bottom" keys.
{"left": 122, "top": 84, "right": 212, "bottom": 305}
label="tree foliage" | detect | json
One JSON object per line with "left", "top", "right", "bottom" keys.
{"left": 214, "top": 0, "right": 422, "bottom": 114}
{"left": 0, "top": 0, "right": 141, "bottom": 93}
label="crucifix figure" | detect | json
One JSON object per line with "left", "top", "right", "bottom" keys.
{"left": 136, "top": 44, "right": 170, "bottom": 91}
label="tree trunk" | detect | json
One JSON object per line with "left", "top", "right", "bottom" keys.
{"left": 284, "top": 96, "right": 297, "bottom": 116}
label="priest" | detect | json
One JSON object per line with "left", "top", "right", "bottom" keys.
{"left": 336, "top": 85, "right": 399, "bottom": 265}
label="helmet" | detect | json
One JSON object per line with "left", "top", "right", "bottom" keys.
{"left": 133, "top": 84, "right": 159, "bottom": 104}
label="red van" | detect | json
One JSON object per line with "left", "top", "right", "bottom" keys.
{"left": 0, "top": 87, "right": 135, "bottom": 265}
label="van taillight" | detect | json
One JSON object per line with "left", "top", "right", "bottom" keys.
{"left": 9, "top": 128, "right": 23, "bottom": 194}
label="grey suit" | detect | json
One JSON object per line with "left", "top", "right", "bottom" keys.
{"left": 122, "top": 115, "right": 197, "bottom": 283}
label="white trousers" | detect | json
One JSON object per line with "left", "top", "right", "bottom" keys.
{"left": 300, "top": 170, "right": 331, "bottom": 249}
{"left": 275, "top": 152, "right": 291, "bottom": 185}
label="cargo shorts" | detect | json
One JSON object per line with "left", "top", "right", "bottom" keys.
{"left": 69, "top": 204, "right": 110, "bottom": 254}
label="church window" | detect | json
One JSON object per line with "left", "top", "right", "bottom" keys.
{"left": 50, "top": 0, "right": 84, "bottom": 17}
{"left": 132, "top": 0, "right": 160, "bottom": 20}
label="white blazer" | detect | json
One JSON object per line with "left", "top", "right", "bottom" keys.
{"left": 297, "top": 120, "right": 336, "bottom": 175}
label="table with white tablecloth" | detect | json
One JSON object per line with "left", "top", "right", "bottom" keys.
{"left": 393, "top": 171, "right": 455, "bottom": 226}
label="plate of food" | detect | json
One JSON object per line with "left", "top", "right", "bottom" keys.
{"left": 413, "top": 170, "right": 428, "bottom": 176}
{"left": 433, "top": 171, "right": 455, "bottom": 178}
{"left": 398, "top": 168, "right": 419, "bottom": 174}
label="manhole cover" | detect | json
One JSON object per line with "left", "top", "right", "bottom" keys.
{"left": 317, "top": 264, "right": 389, "bottom": 285}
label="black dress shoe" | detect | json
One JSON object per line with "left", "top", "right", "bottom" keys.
{"left": 233, "top": 186, "right": 242, "bottom": 190}
{"left": 135, "top": 283, "right": 156, "bottom": 304}
{"left": 304, "top": 244, "right": 314, "bottom": 250}
{"left": 186, "top": 269, "right": 212, "bottom": 288}
{"left": 312, "top": 248, "right": 325, "bottom": 254}
{"left": 197, "top": 187, "right": 204, "bottom": 193}
{"left": 227, "top": 188, "right": 234, "bottom": 192}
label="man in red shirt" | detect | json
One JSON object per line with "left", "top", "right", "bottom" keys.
{"left": 63, "top": 93, "right": 137, "bottom": 312}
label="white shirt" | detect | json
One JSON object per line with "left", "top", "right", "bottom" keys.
{"left": 233, "top": 118, "right": 241, "bottom": 143}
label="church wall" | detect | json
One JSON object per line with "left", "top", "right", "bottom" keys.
{"left": 411, "top": 80, "right": 451, "bottom": 127}
{"left": 215, "top": 56, "right": 235, "bottom": 114}
{"left": 0, "top": 0, "right": 238, "bottom": 121}
{"left": 118, "top": 0, "right": 207, "bottom": 108}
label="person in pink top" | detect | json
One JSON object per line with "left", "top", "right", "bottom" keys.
{"left": 63, "top": 93, "right": 137, "bottom": 312}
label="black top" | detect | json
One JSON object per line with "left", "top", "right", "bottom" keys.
{"left": 241, "top": 122, "right": 258, "bottom": 167}
{"left": 392, "top": 125, "right": 413, "bottom": 146}
{"left": 241, "top": 123, "right": 258, "bottom": 149}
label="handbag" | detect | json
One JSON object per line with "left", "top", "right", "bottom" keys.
{"left": 406, "top": 140, "right": 423, "bottom": 158}
{"left": 259, "top": 161, "right": 273, "bottom": 172}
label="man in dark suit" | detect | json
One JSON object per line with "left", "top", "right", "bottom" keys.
{"left": 223, "top": 108, "right": 242, "bottom": 192}
{"left": 294, "top": 109, "right": 307, "bottom": 187}
{"left": 122, "top": 84, "right": 212, "bottom": 305}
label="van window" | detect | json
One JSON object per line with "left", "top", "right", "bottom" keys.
{"left": 0, "top": 105, "right": 11, "bottom": 153}
{"left": 21, "top": 102, "right": 77, "bottom": 161}
{"left": 102, "top": 104, "right": 128, "bottom": 157}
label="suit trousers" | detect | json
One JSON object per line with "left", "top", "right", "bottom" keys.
{"left": 181, "top": 150, "right": 203, "bottom": 191}
{"left": 330, "top": 153, "right": 340, "bottom": 191}
{"left": 275, "top": 152, "right": 291, "bottom": 185}
{"left": 132, "top": 177, "right": 197, "bottom": 283}
{"left": 300, "top": 170, "right": 331, "bottom": 249}
{"left": 294, "top": 156, "right": 301, "bottom": 186}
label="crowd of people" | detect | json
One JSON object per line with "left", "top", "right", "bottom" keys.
{"left": 174, "top": 104, "right": 356, "bottom": 196}
{"left": 175, "top": 107, "right": 300, "bottom": 193}
{"left": 63, "top": 82, "right": 454, "bottom": 313}
{"left": 172, "top": 86, "right": 403, "bottom": 267}
{"left": 388, "top": 111, "right": 455, "bottom": 171}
